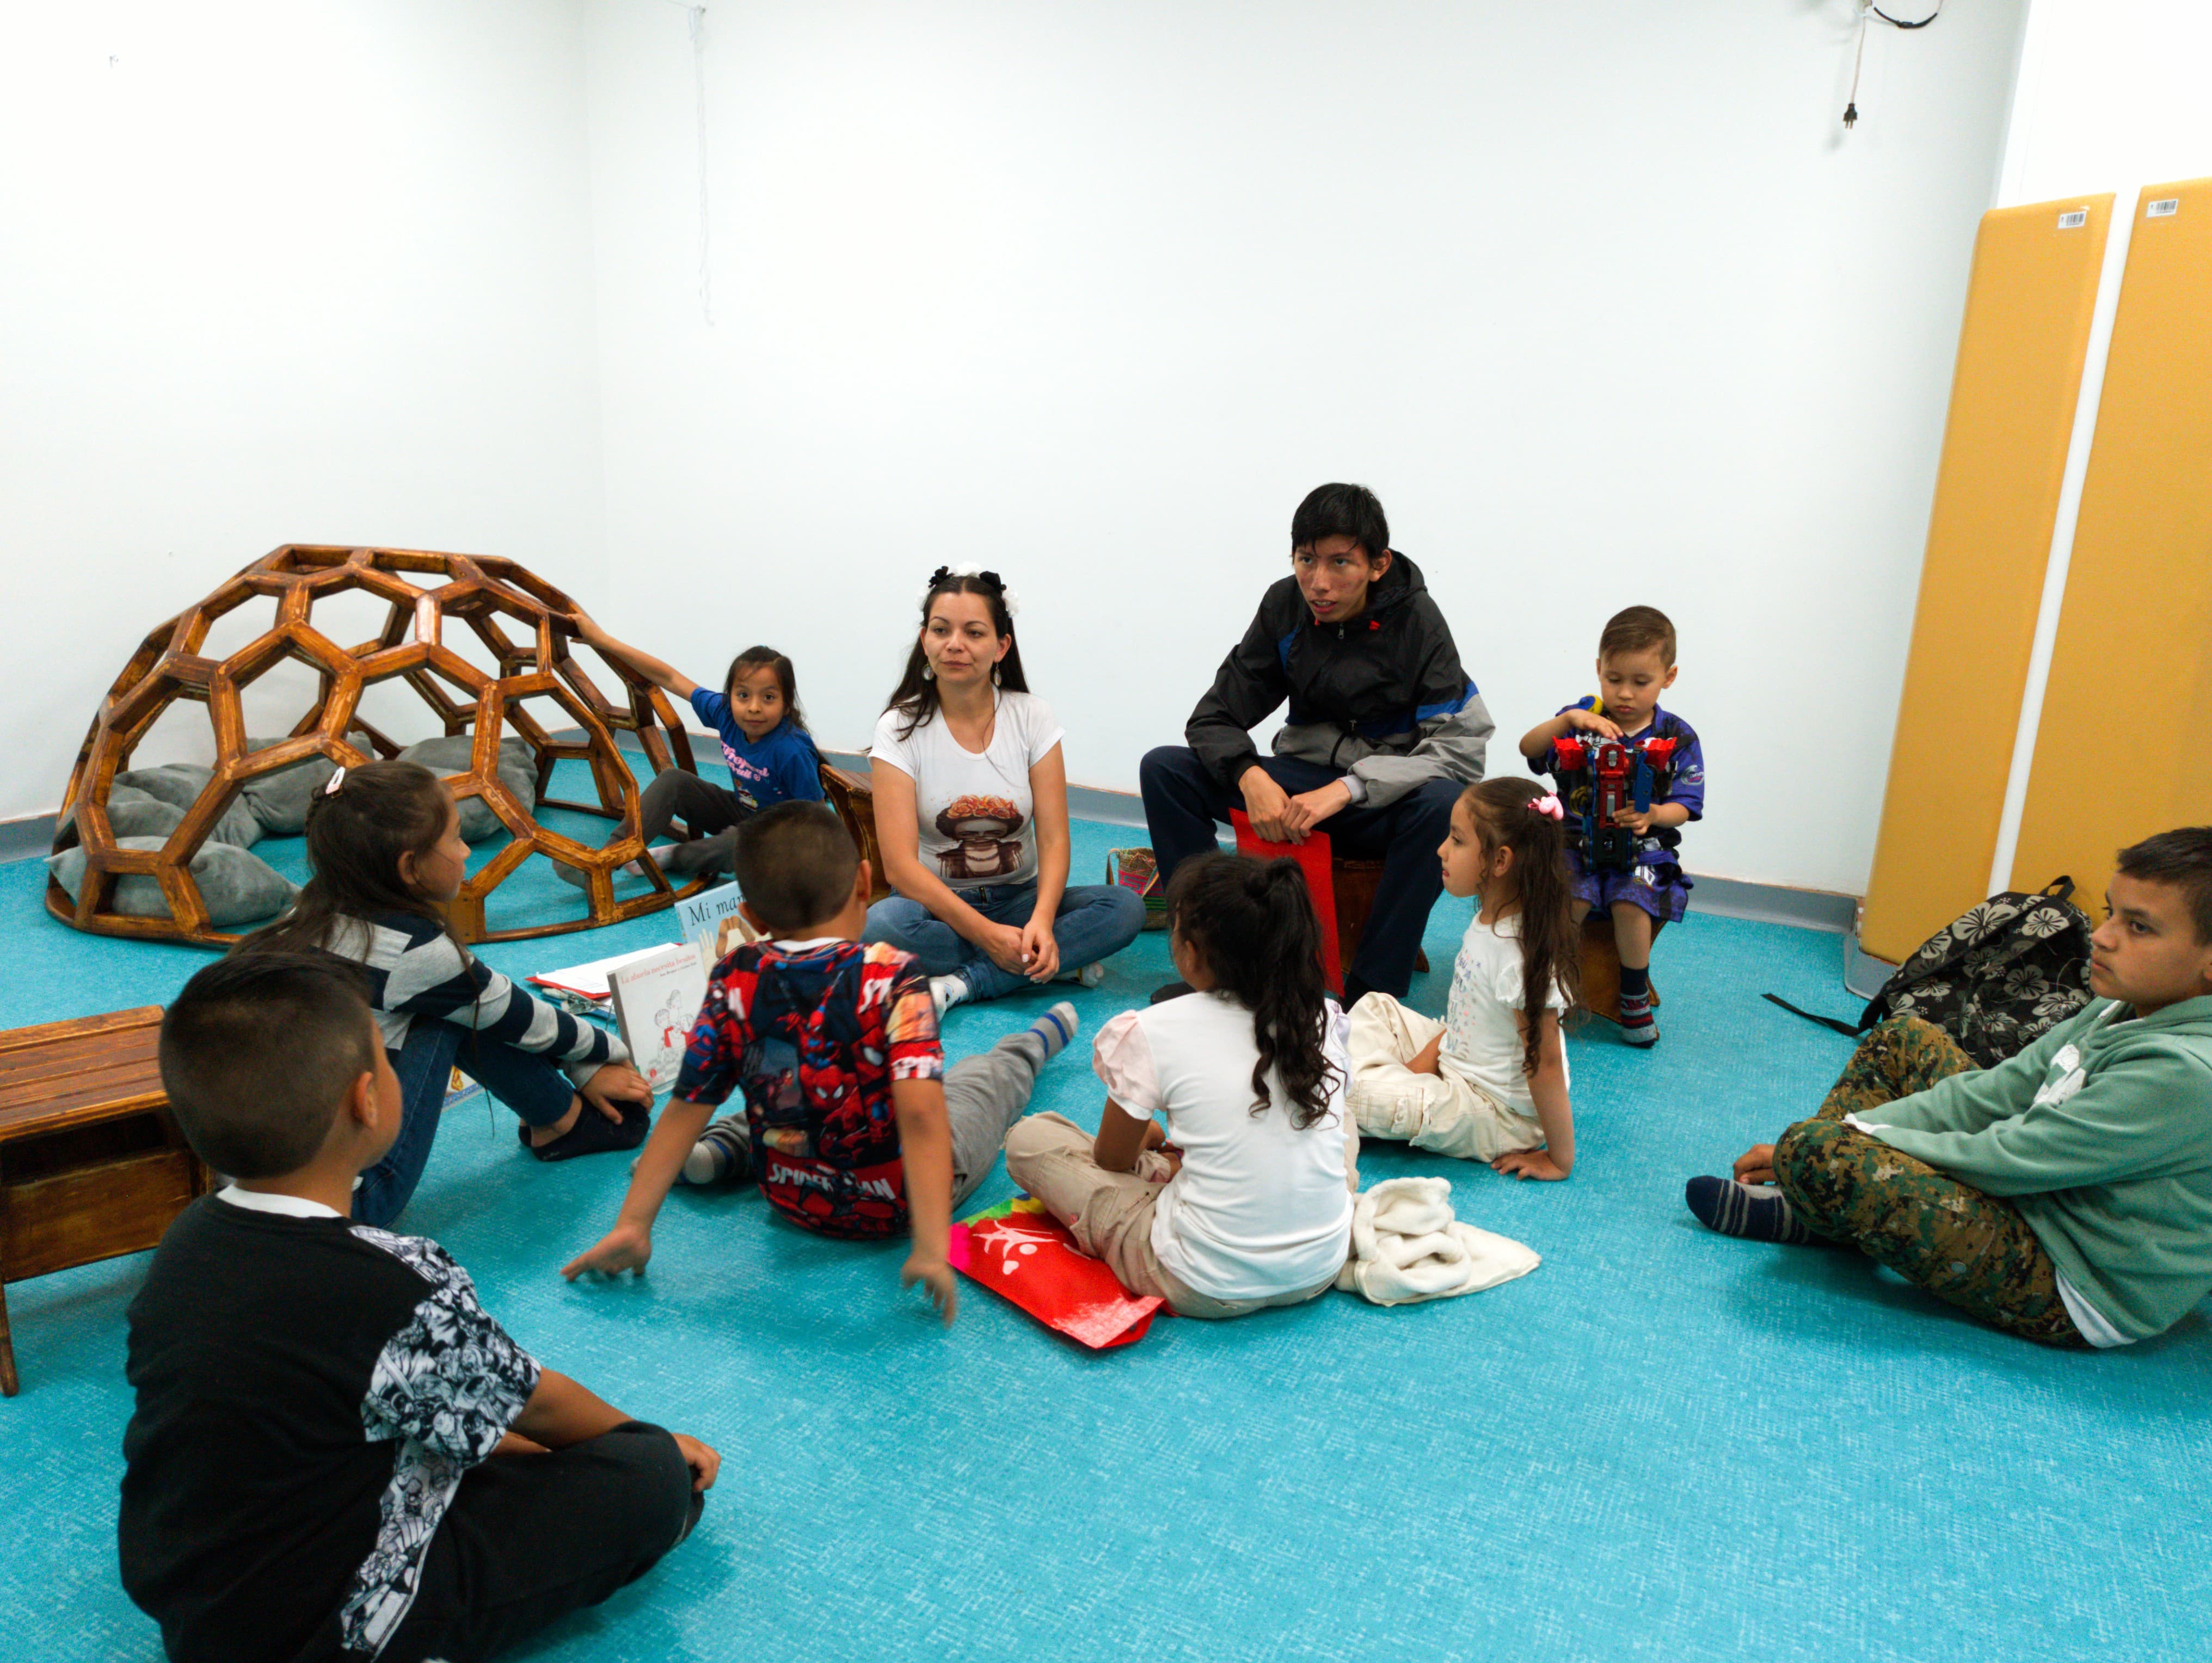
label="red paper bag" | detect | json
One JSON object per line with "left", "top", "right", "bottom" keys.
{"left": 948, "top": 1198, "right": 1164, "bottom": 1349}
{"left": 1229, "top": 811, "right": 1342, "bottom": 994}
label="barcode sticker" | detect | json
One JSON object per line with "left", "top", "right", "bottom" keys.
{"left": 2147, "top": 198, "right": 2180, "bottom": 219}
{"left": 2057, "top": 210, "right": 2088, "bottom": 229}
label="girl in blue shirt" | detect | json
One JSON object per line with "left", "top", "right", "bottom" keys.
{"left": 564, "top": 613, "right": 824, "bottom": 882}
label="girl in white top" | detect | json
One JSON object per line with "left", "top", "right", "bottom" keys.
{"left": 1003, "top": 853, "right": 1356, "bottom": 1317}
{"left": 1344, "top": 777, "right": 1581, "bottom": 1179}
{"left": 864, "top": 566, "right": 1145, "bottom": 1011}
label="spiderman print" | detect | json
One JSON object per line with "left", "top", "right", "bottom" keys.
{"left": 673, "top": 939, "right": 942, "bottom": 1240}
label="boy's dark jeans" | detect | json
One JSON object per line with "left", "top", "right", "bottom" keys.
{"left": 382, "top": 1421, "right": 703, "bottom": 1663}
{"left": 1139, "top": 745, "right": 1461, "bottom": 998}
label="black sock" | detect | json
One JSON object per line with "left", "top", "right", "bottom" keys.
{"left": 1684, "top": 1177, "right": 1813, "bottom": 1245}
{"left": 1619, "top": 965, "right": 1650, "bottom": 1001}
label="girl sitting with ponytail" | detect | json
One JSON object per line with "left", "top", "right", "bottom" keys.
{"left": 1002, "top": 853, "right": 1356, "bottom": 1319}
{"left": 1345, "top": 777, "right": 1582, "bottom": 1180}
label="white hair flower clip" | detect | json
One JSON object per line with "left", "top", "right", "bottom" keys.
{"left": 918, "top": 564, "right": 1021, "bottom": 619}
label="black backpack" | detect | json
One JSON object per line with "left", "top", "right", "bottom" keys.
{"left": 1766, "top": 878, "right": 2094, "bottom": 1067}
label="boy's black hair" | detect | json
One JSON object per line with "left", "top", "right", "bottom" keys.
{"left": 2116, "top": 827, "right": 2212, "bottom": 945}
{"left": 158, "top": 952, "right": 379, "bottom": 1179}
{"left": 735, "top": 801, "right": 859, "bottom": 933}
{"left": 1290, "top": 483, "right": 1390, "bottom": 562}
{"left": 1599, "top": 605, "right": 1678, "bottom": 667}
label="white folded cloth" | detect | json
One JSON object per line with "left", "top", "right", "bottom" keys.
{"left": 1335, "top": 1176, "right": 1540, "bottom": 1305}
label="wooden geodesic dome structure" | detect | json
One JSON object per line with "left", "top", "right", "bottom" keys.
{"left": 50, "top": 545, "right": 711, "bottom": 946}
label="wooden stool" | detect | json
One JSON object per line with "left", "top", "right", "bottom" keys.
{"left": 820, "top": 764, "right": 893, "bottom": 903}
{"left": 0, "top": 1008, "right": 210, "bottom": 1397}
{"left": 1576, "top": 911, "right": 1664, "bottom": 1024}
{"left": 1327, "top": 857, "right": 1431, "bottom": 984}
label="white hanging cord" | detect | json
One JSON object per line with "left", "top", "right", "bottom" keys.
{"left": 661, "top": 1, "right": 714, "bottom": 325}
{"left": 1842, "top": 0, "right": 1942, "bottom": 132}
{"left": 1844, "top": 4, "right": 1869, "bottom": 130}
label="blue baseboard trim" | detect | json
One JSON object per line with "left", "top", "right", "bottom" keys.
{"left": 2, "top": 812, "right": 57, "bottom": 862}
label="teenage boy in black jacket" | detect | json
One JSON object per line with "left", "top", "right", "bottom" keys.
{"left": 1141, "top": 483, "right": 1491, "bottom": 1001}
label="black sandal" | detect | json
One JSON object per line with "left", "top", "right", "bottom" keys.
{"left": 519, "top": 1098, "right": 651, "bottom": 1162}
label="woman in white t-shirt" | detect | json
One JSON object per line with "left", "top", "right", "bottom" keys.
{"left": 1003, "top": 853, "right": 1356, "bottom": 1317}
{"left": 865, "top": 566, "right": 1146, "bottom": 1011}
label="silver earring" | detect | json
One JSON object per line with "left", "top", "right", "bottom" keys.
{"left": 922, "top": 665, "right": 935, "bottom": 681}
{"left": 991, "top": 664, "right": 1001, "bottom": 686}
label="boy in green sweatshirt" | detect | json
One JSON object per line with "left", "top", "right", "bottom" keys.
{"left": 1685, "top": 827, "right": 2212, "bottom": 1348}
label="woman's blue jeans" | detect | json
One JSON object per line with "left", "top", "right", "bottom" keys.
{"left": 354, "top": 1021, "right": 577, "bottom": 1227}
{"left": 862, "top": 881, "right": 1146, "bottom": 1003}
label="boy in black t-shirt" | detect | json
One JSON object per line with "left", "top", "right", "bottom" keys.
{"left": 119, "top": 953, "right": 720, "bottom": 1663}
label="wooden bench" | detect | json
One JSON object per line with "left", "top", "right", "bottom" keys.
{"left": 820, "top": 763, "right": 893, "bottom": 903}
{"left": 0, "top": 1008, "right": 210, "bottom": 1397}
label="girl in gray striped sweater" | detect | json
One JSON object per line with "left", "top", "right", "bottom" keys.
{"left": 238, "top": 761, "right": 656, "bottom": 1225}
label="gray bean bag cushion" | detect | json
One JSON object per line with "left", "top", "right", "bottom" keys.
{"left": 46, "top": 835, "right": 300, "bottom": 927}
{"left": 238, "top": 738, "right": 342, "bottom": 835}
{"left": 50, "top": 785, "right": 187, "bottom": 853}
{"left": 400, "top": 736, "right": 538, "bottom": 842}
{"left": 110, "top": 765, "right": 263, "bottom": 848}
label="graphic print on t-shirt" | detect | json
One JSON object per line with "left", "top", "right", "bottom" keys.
{"left": 934, "top": 794, "right": 1027, "bottom": 880}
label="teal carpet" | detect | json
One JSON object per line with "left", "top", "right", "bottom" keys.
{"left": 4, "top": 776, "right": 2210, "bottom": 1660}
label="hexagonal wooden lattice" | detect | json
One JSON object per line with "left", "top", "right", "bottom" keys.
{"left": 50, "top": 545, "right": 709, "bottom": 946}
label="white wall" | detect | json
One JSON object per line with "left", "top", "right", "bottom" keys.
{"left": 2000, "top": 0, "right": 2212, "bottom": 206}
{"left": 581, "top": 0, "right": 2029, "bottom": 895}
{"left": 3, "top": 2, "right": 2041, "bottom": 897}
{"left": 0, "top": 1, "right": 605, "bottom": 819}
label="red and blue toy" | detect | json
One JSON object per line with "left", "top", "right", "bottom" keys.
{"left": 1551, "top": 734, "right": 1677, "bottom": 872}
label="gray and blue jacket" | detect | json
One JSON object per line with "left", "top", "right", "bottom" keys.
{"left": 1185, "top": 552, "right": 1490, "bottom": 809}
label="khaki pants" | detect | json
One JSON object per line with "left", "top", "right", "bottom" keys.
{"left": 1343, "top": 993, "right": 1544, "bottom": 1162}
{"left": 1001, "top": 1112, "right": 1353, "bottom": 1320}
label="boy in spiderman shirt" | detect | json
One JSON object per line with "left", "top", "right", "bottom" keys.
{"left": 563, "top": 801, "right": 1078, "bottom": 1325}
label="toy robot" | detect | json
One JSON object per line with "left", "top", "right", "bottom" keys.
{"left": 1550, "top": 734, "right": 1677, "bottom": 872}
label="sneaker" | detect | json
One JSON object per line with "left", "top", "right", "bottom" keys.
{"left": 930, "top": 974, "right": 970, "bottom": 1018}
{"left": 680, "top": 1117, "right": 753, "bottom": 1186}
{"left": 1056, "top": 960, "right": 1109, "bottom": 989}
{"left": 1618, "top": 1009, "right": 1660, "bottom": 1047}
{"left": 1148, "top": 980, "right": 1194, "bottom": 1004}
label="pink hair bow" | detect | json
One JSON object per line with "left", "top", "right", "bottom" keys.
{"left": 1531, "top": 792, "right": 1565, "bottom": 821}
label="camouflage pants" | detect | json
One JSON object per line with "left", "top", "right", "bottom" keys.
{"left": 1771, "top": 1017, "right": 2087, "bottom": 1349}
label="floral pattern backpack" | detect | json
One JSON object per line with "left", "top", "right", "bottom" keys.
{"left": 1767, "top": 878, "right": 2094, "bottom": 1067}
